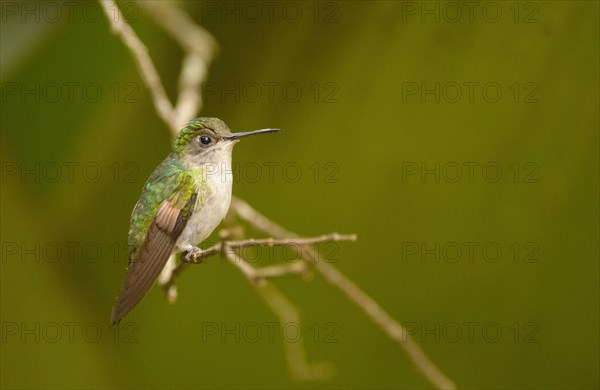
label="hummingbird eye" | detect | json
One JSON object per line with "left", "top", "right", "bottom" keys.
{"left": 198, "top": 135, "right": 213, "bottom": 146}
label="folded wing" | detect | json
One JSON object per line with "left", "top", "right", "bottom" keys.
{"left": 111, "top": 174, "right": 197, "bottom": 323}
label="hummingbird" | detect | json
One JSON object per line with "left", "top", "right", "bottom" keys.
{"left": 111, "top": 117, "right": 281, "bottom": 323}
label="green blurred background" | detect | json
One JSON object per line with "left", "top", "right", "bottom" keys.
{"left": 1, "top": 1, "right": 598, "bottom": 388}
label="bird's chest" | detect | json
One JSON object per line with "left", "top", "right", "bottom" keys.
{"left": 177, "top": 163, "right": 233, "bottom": 248}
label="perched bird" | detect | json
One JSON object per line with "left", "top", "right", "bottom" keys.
{"left": 112, "top": 117, "right": 281, "bottom": 323}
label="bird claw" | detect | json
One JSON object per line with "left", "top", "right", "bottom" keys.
{"left": 183, "top": 246, "right": 204, "bottom": 263}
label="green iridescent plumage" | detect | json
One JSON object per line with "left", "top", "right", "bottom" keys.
{"left": 127, "top": 155, "right": 199, "bottom": 264}
{"left": 173, "top": 118, "right": 209, "bottom": 155}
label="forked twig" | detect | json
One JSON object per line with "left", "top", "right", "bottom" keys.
{"left": 231, "top": 197, "right": 456, "bottom": 389}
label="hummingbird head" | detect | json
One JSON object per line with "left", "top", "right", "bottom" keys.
{"left": 174, "top": 118, "right": 281, "bottom": 164}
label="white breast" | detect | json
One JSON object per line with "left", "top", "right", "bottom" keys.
{"left": 176, "top": 150, "right": 234, "bottom": 251}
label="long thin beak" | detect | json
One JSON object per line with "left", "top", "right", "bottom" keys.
{"left": 223, "top": 128, "right": 282, "bottom": 140}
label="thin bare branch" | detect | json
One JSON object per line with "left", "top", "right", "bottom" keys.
{"left": 230, "top": 197, "right": 456, "bottom": 390}
{"left": 99, "top": 0, "right": 177, "bottom": 132}
{"left": 136, "top": 1, "right": 217, "bottom": 128}
{"left": 223, "top": 233, "right": 357, "bottom": 249}
{"left": 251, "top": 262, "right": 308, "bottom": 280}
{"left": 225, "top": 250, "right": 334, "bottom": 380}
{"left": 161, "top": 233, "right": 355, "bottom": 286}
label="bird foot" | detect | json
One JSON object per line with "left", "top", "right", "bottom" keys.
{"left": 182, "top": 246, "right": 205, "bottom": 263}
